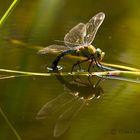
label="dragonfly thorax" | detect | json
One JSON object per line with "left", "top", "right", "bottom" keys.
{"left": 74, "top": 45, "right": 105, "bottom": 62}
{"left": 75, "top": 45, "right": 96, "bottom": 57}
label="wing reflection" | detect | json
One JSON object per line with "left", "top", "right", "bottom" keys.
{"left": 36, "top": 75, "right": 104, "bottom": 137}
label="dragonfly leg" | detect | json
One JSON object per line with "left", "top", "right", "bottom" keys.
{"left": 98, "top": 62, "right": 104, "bottom": 70}
{"left": 94, "top": 60, "right": 105, "bottom": 71}
{"left": 88, "top": 57, "right": 95, "bottom": 72}
{"left": 95, "top": 60, "right": 99, "bottom": 68}
{"left": 78, "top": 63, "right": 82, "bottom": 70}
{"left": 98, "top": 62, "right": 105, "bottom": 71}
{"left": 71, "top": 58, "right": 91, "bottom": 72}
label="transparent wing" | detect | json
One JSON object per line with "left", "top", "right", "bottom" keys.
{"left": 64, "top": 12, "right": 105, "bottom": 47}
{"left": 54, "top": 98, "right": 85, "bottom": 137}
{"left": 85, "top": 12, "right": 105, "bottom": 45}
{"left": 37, "top": 45, "right": 68, "bottom": 54}
{"left": 64, "top": 23, "right": 87, "bottom": 48}
{"left": 36, "top": 93, "right": 77, "bottom": 120}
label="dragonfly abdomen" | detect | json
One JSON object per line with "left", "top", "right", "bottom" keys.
{"left": 49, "top": 49, "right": 76, "bottom": 71}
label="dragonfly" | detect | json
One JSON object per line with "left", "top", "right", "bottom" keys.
{"left": 38, "top": 12, "right": 105, "bottom": 72}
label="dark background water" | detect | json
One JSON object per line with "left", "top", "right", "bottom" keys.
{"left": 0, "top": 0, "right": 140, "bottom": 139}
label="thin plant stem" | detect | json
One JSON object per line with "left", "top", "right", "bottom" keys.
{"left": 101, "top": 62, "right": 140, "bottom": 72}
{"left": 0, "top": 1, "right": 21, "bottom": 139}
{"left": 0, "top": 0, "right": 20, "bottom": 26}
{"left": 0, "top": 107, "right": 22, "bottom": 140}
{"left": 0, "top": 68, "right": 140, "bottom": 77}
{"left": 0, "top": 74, "right": 30, "bottom": 80}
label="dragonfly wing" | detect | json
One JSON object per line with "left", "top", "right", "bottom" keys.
{"left": 36, "top": 93, "right": 77, "bottom": 120}
{"left": 54, "top": 98, "right": 85, "bottom": 137}
{"left": 85, "top": 12, "right": 105, "bottom": 45}
{"left": 37, "top": 45, "right": 68, "bottom": 54}
{"left": 64, "top": 23, "right": 87, "bottom": 48}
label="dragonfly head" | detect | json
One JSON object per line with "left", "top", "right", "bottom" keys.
{"left": 95, "top": 48, "right": 105, "bottom": 61}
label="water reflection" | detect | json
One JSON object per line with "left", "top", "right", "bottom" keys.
{"left": 36, "top": 75, "right": 104, "bottom": 137}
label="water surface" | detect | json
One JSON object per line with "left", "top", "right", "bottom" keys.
{"left": 0, "top": 0, "right": 140, "bottom": 140}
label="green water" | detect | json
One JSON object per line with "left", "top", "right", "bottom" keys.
{"left": 0, "top": 0, "right": 140, "bottom": 139}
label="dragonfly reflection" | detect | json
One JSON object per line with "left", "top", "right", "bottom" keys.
{"left": 38, "top": 12, "right": 105, "bottom": 72}
{"left": 36, "top": 76, "right": 104, "bottom": 137}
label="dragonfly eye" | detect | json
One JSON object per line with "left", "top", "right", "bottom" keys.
{"left": 95, "top": 48, "right": 105, "bottom": 61}
{"left": 96, "top": 48, "right": 101, "bottom": 57}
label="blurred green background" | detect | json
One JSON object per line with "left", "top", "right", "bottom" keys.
{"left": 0, "top": 0, "right": 140, "bottom": 140}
